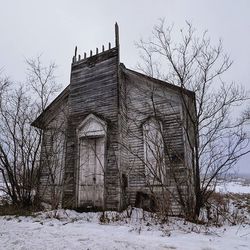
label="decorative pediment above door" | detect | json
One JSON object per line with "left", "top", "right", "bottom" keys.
{"left": 77, "top": 114, "right": 107, "bottom": 138}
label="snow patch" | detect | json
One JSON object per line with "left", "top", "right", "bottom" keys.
{"left": 216, "top": 178, "right": 250, "bottom": 194}
{"left": 0, "top": 209, "right": 249, "bottom": 250}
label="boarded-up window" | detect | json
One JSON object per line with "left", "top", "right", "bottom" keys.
{"left": 42, "top": 128, "right": 66, "bottom": 208}
{"left": 143, "top": 118, "right": 165, "bottom": 185}
{"left": 49, "top": 130, "right": 65, "bottom": 185}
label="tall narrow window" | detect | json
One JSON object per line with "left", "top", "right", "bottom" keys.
{"left": 44, "top": 129, "right": 65, "bottom": 208}
{"left": 143, "top": 118, "right": 165, "bottom": 185}
{"left": 45, "top": 129, "right": 65, "bottom": 186}
{"left": 51, "top": 130, "right": 65, "bottom": 186}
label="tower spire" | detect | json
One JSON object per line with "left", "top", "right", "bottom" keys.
{"left": 74, "top": 46, "right": 77, "bottom": 57}
{"left": 115, "top": 22, "right": 119, "bottom": 48}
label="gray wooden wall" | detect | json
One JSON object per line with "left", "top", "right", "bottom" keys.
{"left": 119, "top": 68, "right": 196, "bottom": 214}
{"left": 36, "top": 46, "right": 196, "bottom": 214}
{"left": 63, "top": 47, "right": 121, "bottom": 209}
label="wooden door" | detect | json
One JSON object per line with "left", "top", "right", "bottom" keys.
{"left": 78, "top": 137, "right": 105, "bottom": 208}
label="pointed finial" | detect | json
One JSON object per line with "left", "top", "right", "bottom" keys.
{"left": 96, "top": 48, "right": 98, "bottom": 54}
{"left": 102, "top": 45, "right": 105, "bottom": 52}
{"left": 78, "top": 55, "right": 81, "bottom": 61}
{"left": 90, "top": 50, "right": 93, "bottom": 56}
{"left": 109, "top": 42, "right": 111, "bottom": 49}
{"left": 115, "top": 22, "right": 119, "bottom": 47}
{"left": 74, "top": 46, "right": 77, "bottom": 57}
{"left": 84, "top": 52, "right": 87, "bottom": 59}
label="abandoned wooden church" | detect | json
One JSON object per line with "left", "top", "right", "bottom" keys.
{"left": 32, "top": 24, "right": 197, "bottom": 215}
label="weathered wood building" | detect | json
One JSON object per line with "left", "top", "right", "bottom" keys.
{"left": 32, "top": 24, "right": 197, "bottom": 215}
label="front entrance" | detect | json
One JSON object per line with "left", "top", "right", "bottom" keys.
{"left": 78, "top": 137, "right": 105, "bottom": 208}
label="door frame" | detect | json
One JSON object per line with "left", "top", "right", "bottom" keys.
{"left": 75, "top": 114, "right": 107, "bottom": 208}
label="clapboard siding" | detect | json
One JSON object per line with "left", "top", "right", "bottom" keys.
{"left": 39, "top": 98, "right": 68, "bottom": 205}
{"left": 63, "top": 47, "right": 120, "bottom": 209}
{"left": 33, "top": 45, "right": 196, "bottom": 215}
{"left": 118, "top": 67, "right": 195, "bottom": 214}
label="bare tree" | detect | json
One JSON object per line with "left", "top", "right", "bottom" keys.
{"left": 0, "top": 85, "right": 40, "bottom": 206}
{"left": 136, "top": 19, "right": 250, "bottom": 217}
{"left": 25, "top": 56, "right": 60, "bottom": 112}
{"left": 0, "top": 70, "right": 9, "bottom": 109}
{"left": 0, "top": 57, "right": 61, "bottom": 207}
{"left": 117, "top": 79, "right": 196, "bottom": 219}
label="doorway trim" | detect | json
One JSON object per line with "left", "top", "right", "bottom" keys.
{"left": 75, "top": 114, "right": 107, "bottom": 208}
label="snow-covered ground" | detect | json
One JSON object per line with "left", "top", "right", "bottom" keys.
{"left": 0, "top": 209, "right": 249, "bottom": 250}
{"left": 0, "top": 178, "right": 249, "bottom": 250}
{"left": 216, "top": 178, "right": 250, "bottom": 194}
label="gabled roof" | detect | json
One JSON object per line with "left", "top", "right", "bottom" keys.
{"left": 32, "top": 64, "right": 195, "bottom": 129}
{"left": 121, "top": 65, "right": 195, "bottom": 98}
{"left": 31, "top": 85, "right": 70, "bottom": 128}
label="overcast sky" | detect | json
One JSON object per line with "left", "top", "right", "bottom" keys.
{"left": 0, "top": 0, "right": 249, "bottom": 174}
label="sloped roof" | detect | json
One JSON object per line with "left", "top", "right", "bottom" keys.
{"left": 32, "top": 64, "right": 195, "bottom": 129}
{"left": 121, "top": 66, "right": 195, "bottom": 98}
{"left": 31, "top": 85, "right": 70, "bottom": 128}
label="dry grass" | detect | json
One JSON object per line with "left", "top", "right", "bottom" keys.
{"left": 202, "top": 192, "right": 250, "bottom": 226}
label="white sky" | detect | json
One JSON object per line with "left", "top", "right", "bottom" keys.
{"left": 0, "top": 0, "right": 249, "bottom": 173}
